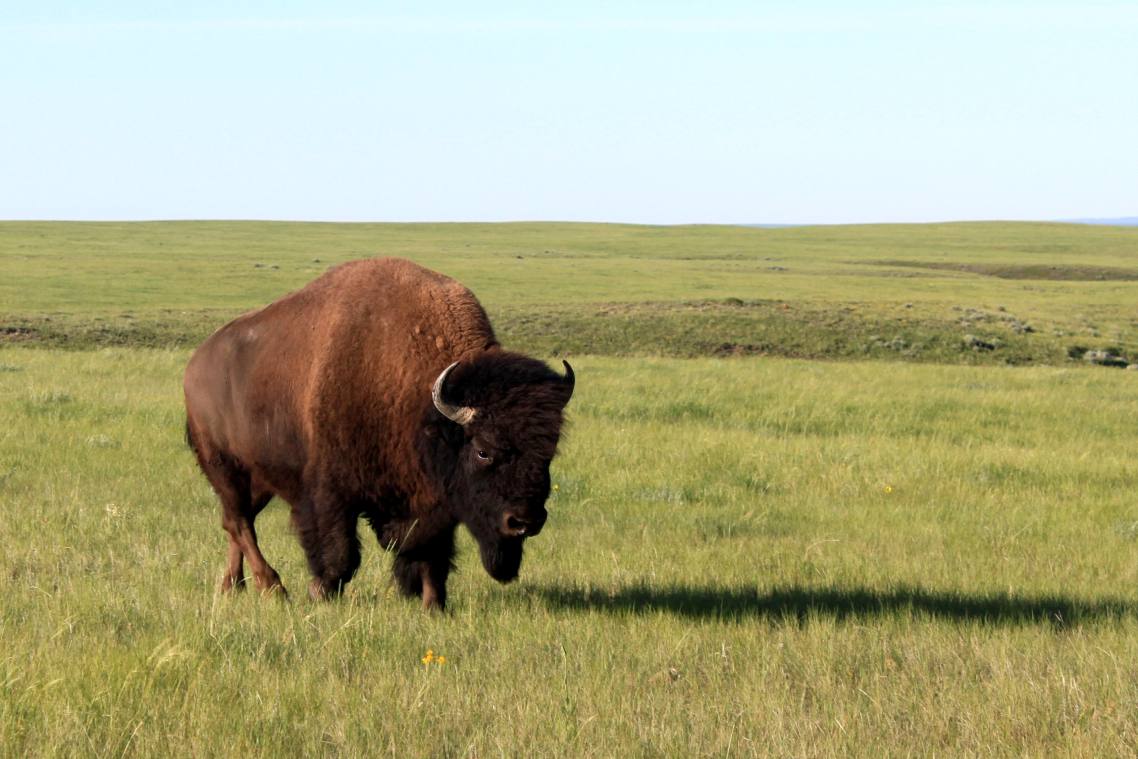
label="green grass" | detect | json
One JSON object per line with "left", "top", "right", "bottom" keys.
{"left": 3, "top": 348, "right": 1138, "bottom": 756}
{"left": 3, "top": 220, "right": 1138, "bottom": 755}
{"left": 3, "top": 220, "right": 1138, "bottom": 364}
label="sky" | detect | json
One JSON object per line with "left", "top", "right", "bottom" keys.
{"left": 1, "top": 1, "right": 1135, "bottom": 224}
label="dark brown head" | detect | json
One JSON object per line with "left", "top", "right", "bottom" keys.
{"left": 426, "top": 351, "right": 574, "bottom": 582}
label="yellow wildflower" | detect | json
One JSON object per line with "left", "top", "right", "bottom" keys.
{"left": 437, "top": 656, "right": 446, "bottom": 665}
{"left": 421, "top": 649, "right": 434, "bottom": 665}
{"left": 883, "top": 485, "right": 893, "bottom": 494}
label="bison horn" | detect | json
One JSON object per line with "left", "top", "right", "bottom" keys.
{"left": 561, "top": 360, "right": 575, "bottom": 400}
{"left": 432, "top": 362, "right": 477, "bottom": 425}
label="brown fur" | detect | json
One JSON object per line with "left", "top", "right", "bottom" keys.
{"left": 184, "top": 258, "right": 573, "bottom": 608}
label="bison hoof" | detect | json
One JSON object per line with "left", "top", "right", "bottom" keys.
{"left": 421, "top": 591, "right": 446, "bottom": 612}
{"left": 308, "top": 578, "right": 344, "bottom": 601}
{"left": 253, "top": 572, "right": 288, "bottom": 599}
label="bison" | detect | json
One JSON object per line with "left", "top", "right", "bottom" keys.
{"left": 183, "top": 257, "right": 574, "bottom": 609}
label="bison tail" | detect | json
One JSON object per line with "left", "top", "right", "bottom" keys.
{"left": 184, "top": 418, "right": 199, "bottom": 454}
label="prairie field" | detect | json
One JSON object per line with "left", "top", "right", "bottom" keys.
{"left": 2, "top": 221, "right": 1138, "bottom": 756}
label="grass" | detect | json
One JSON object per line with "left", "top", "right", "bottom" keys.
{"left": 3, "top": 220, "right": 1138, "bottom": 364}
{"left": 3, "top": 220, "right": 1138, "bottom": 755}
{"left": 3, "top": 348, "right": 1138, "bottom": 756}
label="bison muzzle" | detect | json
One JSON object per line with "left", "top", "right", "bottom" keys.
{"left": 183, "top": 257, "right": 574, "bottom": 610}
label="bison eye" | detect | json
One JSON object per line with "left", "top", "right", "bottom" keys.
{"left": 476, "top": 449, "right": 492, "bottom": 463}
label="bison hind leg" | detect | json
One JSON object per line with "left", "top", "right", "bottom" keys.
{"left": 218, "top": 486, "right": 275, "bottom": 593}
{"left": 221, "top": 538, "right": 245, "bottom": 592}
{"left": 188, "top": 427, "right": 285, "bottom": 596}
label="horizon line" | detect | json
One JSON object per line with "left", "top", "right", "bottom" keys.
{"left": 0, "top": 216, "right": 1136, "bottom": 228}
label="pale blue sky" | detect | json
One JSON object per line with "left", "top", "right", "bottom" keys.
{"left": 2, "top": 2, "right": 1135, "bottom": 224}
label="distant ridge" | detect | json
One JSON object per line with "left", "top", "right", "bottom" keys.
{"left": 742, "top": 218, "right": 1138, "bottom": 228}
{"left": 1065, "top": 217, "right": 1138, "bottom": 226}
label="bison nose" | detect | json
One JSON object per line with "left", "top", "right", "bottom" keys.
{"left": 501, "top": 509, "right": 547, "bottom": 538}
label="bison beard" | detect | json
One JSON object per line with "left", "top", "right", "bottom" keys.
{"left": 476, "top": 536, "right": 525, "bottom": 582}
{"left": 483, "top": 539, "right": 525, "bottom": 582}
{"left": 183, "top": 257, "right": 573, "bottom": 610}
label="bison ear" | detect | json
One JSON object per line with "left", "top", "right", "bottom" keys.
{"left": 432, "top": 362, "right": 478, "bottom": 426}
{"left": 559, "top": 360, "right": 575, "bottom": 405}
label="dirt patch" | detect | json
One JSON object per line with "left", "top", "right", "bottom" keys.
{"left": 869, "top": 261, "right": 1138, "bottom": 281}
{"left": 711, "top": 342, "right": 767, "bottom": 357}
{"left": 0, "top": 326, "right": 37, "bottom": 342}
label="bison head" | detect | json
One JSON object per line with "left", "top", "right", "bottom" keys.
{"left": 429, "top": 352, "right": 574, "bottom": 583}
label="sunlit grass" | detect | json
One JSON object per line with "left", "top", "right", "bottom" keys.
{"left": 3, "top": 348, "right": 1137, "bottom": 756}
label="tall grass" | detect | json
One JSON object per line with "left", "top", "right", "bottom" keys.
{"left": 3, "top": 347, "right": 1137, "bottom": 756}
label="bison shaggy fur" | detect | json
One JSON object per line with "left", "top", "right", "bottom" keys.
{"left": 183, "top": 257, "right": 574, "bottom": 609}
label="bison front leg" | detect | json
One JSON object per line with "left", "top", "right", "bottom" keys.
{"left": 297, "top": 498, "right": 362, "bottom": 601}
{"left": 392, "top": 528, "right": 456, "bottom": 611}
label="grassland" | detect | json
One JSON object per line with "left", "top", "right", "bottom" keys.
{"left": 3, "top": 221, "right": 1138, "bottom": 364}
{"left": 2, "top": 221, "right": 1138, "bottom": 756}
